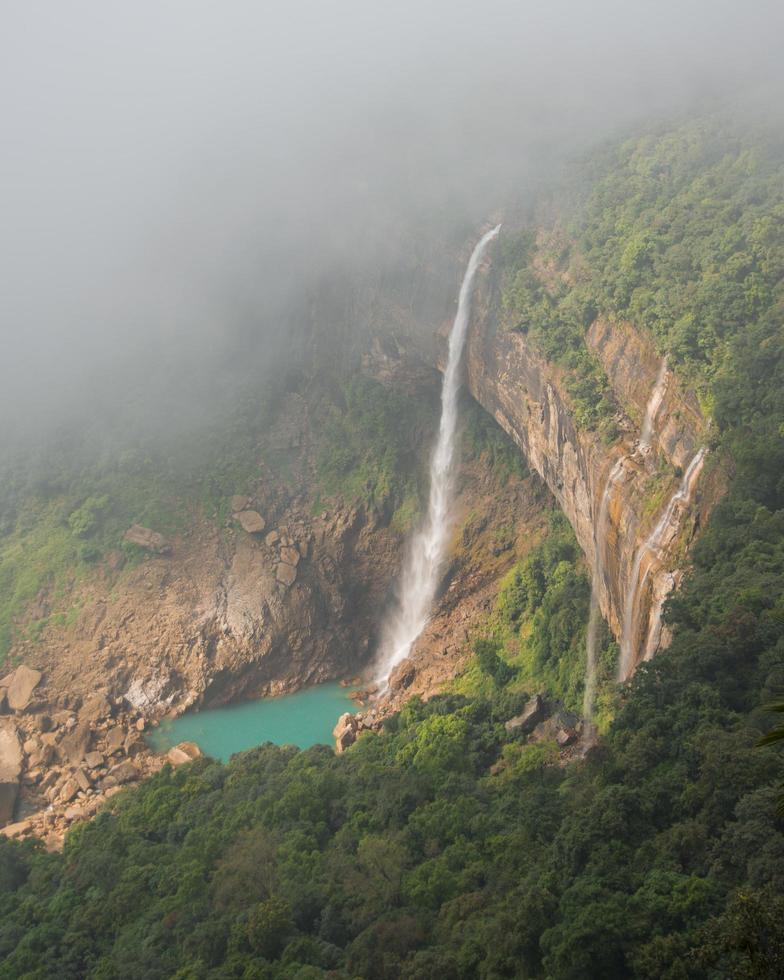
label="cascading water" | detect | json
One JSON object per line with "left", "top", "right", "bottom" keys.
{"left": 582, "top": 457, "right": 625, "bottom": 741}
{"left": 373, "top": 224, "right": 501, "bottom": 687}
{"left": 618, "top": 447, "right": 707, "bottom": 681}
{"left": 639, "top": 357, "right": 668, "bottom": 454}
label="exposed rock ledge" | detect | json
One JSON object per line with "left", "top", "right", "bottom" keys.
{"left": 453, "top": 286, "right": 722, "bottom": 677}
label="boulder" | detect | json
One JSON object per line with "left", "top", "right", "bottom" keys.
{"left": 59, "top": 778, "right": 79, "bottom": 804}
{"left": 64, "top": 806, "right": 86, "bottom": 823}
{"left": 236, "top": 510, "right": 266, "bottom": 534}
{"left": 79, "top": 693, "right": 113, "bottom": 726}
{"left": 166, "top": 741, "right": 202, "bottom": 766}
{"left": 74, "top": 768, "right": 92, "bottom": 792}
{"left": 276, "top": 562, "right": 297, "bottom": 587}
{"left": 556, "top": 728, "right": 578, "bottom": 748}
{"left": 122, "top": 524, "right": 171, "bottom": 555}
{"left": 59, "top": 722, "right": 92, "bottom": 765}
{"left": 265, "top": 530, "right": 280, "bottom": 548}
{"left": 85, "top": 751, "right": 104, "bottom": 769}
{"left": 230, "top": 495, "right": 251, "bottom": 513}
{"left": 6, "top": 665, "right": 42, "bottom": 712}
{"left": 333, "top": 713, "right": 363, "bottom": 754}
{"left": 504, "top": 695, "right": 546, "bottom": 735}
{"left": 108, "top": 760, "right": 139, "bottom": 784}
{"left": 0, "top": 817, "right": 35, "bottom": 839}
{"left": 104, "top": 727, "right": 125, "bottom": 755}
{"left": 0, "top": 719, "right": 23, "bottom": 826}
{"left": 279, "top": 546, "right": 300, "bottom": 566}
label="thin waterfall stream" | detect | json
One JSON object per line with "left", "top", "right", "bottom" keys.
{"left": 374, "top": 224, "right": 501, "bottom": 687}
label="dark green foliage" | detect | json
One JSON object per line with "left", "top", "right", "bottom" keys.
{"left": 315, "top": 375, "right": 435, "bottom": 517}
{"left": 461, "top": 396, "right": 527, "bottom": 483}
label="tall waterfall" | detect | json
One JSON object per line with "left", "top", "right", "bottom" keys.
{"left": 639, "top": 357, "right": 668, "bottom": 454}
{"left": 374, "top": 224, "right": 501, "bottom": 686}
{"left": 583, "top": 457, "right": 625, "bottom": 739}
{"left": 618, "top": 447, "right": 707, "bottom": 681}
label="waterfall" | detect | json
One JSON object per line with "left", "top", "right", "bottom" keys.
{"left": 583, "top": 458, "right": 625, "bottom": 739}
{"left": 639, "top": 357, "right": 668, "bottom": 454}
{"left": 373, "top": 224, "right": 501, "bottom": 686}
{"left": 618, "top": 447, "right": 706, "bottom": 681}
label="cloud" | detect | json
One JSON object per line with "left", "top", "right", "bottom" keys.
{"left": 1, "top": 1, "right": 782, "bottom": 438}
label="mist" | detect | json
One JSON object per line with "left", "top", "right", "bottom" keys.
{"left": 2, "top": 0, "right": 783, "bottom": 442}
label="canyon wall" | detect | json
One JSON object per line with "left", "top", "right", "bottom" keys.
{"left": 432, "top": 269, "right": 718, "bottom": 679}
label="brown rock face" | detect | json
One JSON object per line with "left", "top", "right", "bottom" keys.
{"left": 434, "top": 285, "right": 718, "bottom": 678}
{"left": 6, "top": 665, "right": 42, "bottom": 711}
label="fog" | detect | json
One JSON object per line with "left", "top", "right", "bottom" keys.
{"left": 2, "top": 1, "right": 783, "bottom": 442}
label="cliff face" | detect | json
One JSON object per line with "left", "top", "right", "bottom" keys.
{"left": 434, "top": 273, "right": 718, "bottom": 679}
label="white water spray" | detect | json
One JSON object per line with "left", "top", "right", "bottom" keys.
{"left": 618, "top": 446, "right": 706, "bottom": 681}
{"left": 374, "top": 224, "right": 501, "bottom": 686}
{"left": 639, "top": 357, "right": 668, "bottom": 454}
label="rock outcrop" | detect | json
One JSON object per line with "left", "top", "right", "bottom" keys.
{"left": 451, "top": 285, "right": 718, "bottom": 677}
{"left": 123, "top": 525, "right": 172, "bottom": 555}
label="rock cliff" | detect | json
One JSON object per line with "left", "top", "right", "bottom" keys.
{"left": 443, "top": 271, "right": 720, "bottom": 679}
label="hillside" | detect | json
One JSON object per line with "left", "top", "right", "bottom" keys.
{"left": 0, "top": 117, "right": 783, "bottom": 978}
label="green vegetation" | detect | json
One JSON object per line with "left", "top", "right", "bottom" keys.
{"left": 499, "top": 236, "right": 617, "bottom": 438}
{"left": 455, "top": 513, "right": 617, "bottom": 729}
{"left": 315, "top": 375, "right": 435, "bottom": 524}
{"left": 461, "top": 397, "right": 527, "bottom": 483}
{"left": 500, "top": 116, "right": 784, "bottom": 427}
{"left": 576, "top": 119, "right": 784, "bottom": 397}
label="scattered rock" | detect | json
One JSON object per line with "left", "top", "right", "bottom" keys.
{"left": 58, "top": 722, "right": 92, "bottom": 765}
{"left": 104, "top": 727, "right": 125, "bottom": 755}
{"left": 230, "top": 495, "right": 251, "bottom": 513}
{"left": 122, "top": 524, "right": 172, "bottom": 555}
{"left": 236, "top": 510, "right": 266, "bottom": 534}
{"left": 276, "top": 562, "right": 297, "bottom": 587}
{"left": 59, "top": 778, "right": 79, "bottom": 804}
{"left": 79, "top": 693, "right": 113, "bottom": 726}
{"left": 50, "top": 710, "right": 75, "bottom": 728}
{"left": 6, "top": 665, "right": 43, "bottom": 712}
{"left": 505, "top": 695, "right": 546, "bottom": 735}
{"left": 279, "top": 546, "right": 300, "bottom": 567}
{"left": 333, "top": 713, "right": 364, "bottom": 754}
{"left": 0, "top": 719, "right": 23, "bottom": 826}
{"left": 124, "top": 737, "right": 146, "bottom": 758}
{"left": 1, "top": 817, "right": 35, "bottom": 839}
{"left": 556, "top": 728, "right": 578, "bottom": 748}
{"left": 74, "top": 768, "right": 91, "bottom": 792}
{"left": 108, "top": 760, "right": 139, "bottom": 784}
{"left": 166, "top": 741, "right": 202, "bottom": 766}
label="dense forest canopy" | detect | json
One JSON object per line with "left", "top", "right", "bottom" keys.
{"left": 0, "top": 117, "right": 782, "bottom": 979}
